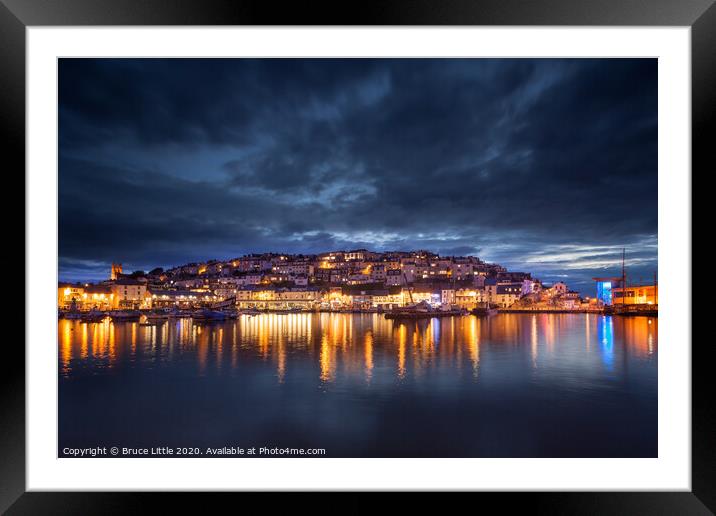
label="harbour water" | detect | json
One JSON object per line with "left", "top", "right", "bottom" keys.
{"left": 59, "top": 313, "right": 657, "bottom": 457}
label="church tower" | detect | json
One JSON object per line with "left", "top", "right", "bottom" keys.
{"left": 111, "top": 263, "right": 123, "bottom": 280}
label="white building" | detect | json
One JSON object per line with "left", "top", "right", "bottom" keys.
{"left": 110, "top": 279, "right": 148, "bottom": 309}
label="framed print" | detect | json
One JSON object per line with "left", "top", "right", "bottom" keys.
{"left": 3, "top": 0, "right": 711, "bottom": 511}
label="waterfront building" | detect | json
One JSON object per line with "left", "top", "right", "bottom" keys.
{"left": 83, "top": 285, "right": 114, "bottom": 310}
{"left": 236, "top": 287, "right": 323, "bottom": 310}
{"left": 235, "top": 288, "right": 255, "bottom": 303}
{"left": 58, "top": 283, "right": 114, "bottom": 311}
{"left": 370, "top": 289, "right": 404, "bottom": 309}
{"left": 213, "top": 286, "right": 238, "bottom": 299}
{"left": 149, "top": 289, "right": 221, "bottom": 308}
{"left": 348, "top": 287, "right": 403, "bottom": 309}
{"left": 559, "top": 291, "right": 581, "bottom": 310}
{"left": 110, "top": 279, "right": 149, "bottom": 309}
{"left": 441, "top": 288, "right": 485, "bottom": 309}
{"left": 404, "top": 286, "right": 441, "bottom": 307}
{"left": 612, "top": 284, "right": 658, "bottom": 305}
{"left": 58, "top": 283, "right": 85, "bottom": 309}
{"left": 441, "top": 289, "right": 456, "bottom": 306}
{"left": 324, "top": 286, "right": 351, "bottom": 309}
{"left": 592, "top": 277, "right": 625, "bottom": 305}
{"left": 485, "top": 281, "right": 523, "bottom": 308}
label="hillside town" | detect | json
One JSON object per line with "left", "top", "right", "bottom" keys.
{"left": 58, "top": 249, "right": 657, "bottom": 316}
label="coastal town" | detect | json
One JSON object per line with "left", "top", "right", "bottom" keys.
{"left": 58, "top": 249, "right": 658, "bottom": 321}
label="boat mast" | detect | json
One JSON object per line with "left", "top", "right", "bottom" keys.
{"left": 621, "top": 248, "right": 626, "bottom": 306}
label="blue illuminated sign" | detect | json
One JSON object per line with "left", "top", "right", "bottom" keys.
{"left": 596, "top": 281, "right": 613, "bottom": 305}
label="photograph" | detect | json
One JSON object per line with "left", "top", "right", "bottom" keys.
{"left": 56, "top": 57, "right": 658, "bottom": 459}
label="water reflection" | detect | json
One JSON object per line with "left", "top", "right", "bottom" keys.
{"left": 598, "top": 316, "right": 615, "bottom": 371}
{"left": 59, "top": 313, "right": 658, "bottom": 457}
{"left": 59, "top": 314, "right": 658, "bottom": 385}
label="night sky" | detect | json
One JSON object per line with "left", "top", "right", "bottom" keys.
{"left": 58, "top": 58, "right": 657, "bottom": 294}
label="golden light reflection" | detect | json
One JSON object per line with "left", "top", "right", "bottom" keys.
{"left": 231, "top": 323, "right": 239, "bottom": 369}
{"left": 81, "top": 323, "right": 88, "bottom": 360}
{"left": 60, "top": 320, "right": 72, "bottom": 372}
{"left": 108, "top": 321, "right": 116, "bottom": 366}
{"left": 619, "top": 316, "right": 658, "bottom": 359}
{"left": 258, "top": 315, "right": 270, "bottom": 359}
{"left": 466, "top": 317, "right": 480, "bottom": 378}
{"left": 585, "top": 313, "right": 591, "bottom": 351}
{"left": 397, "top": 324, "right": 407, "bottom": 380}
{"left": 217, "top": 327, "right": 224, "bottom": 373}
{"left": 364, "top": 330, "right": 374, "bottom": 382}
{"left": 131, "top": 323, "right": 137, "bottom": 357}
{"left": 277, "top": 328, "right": 286, "bottom": 384}
{"left": 531, "top": 315, "right": 538, "bottom": 368}
{"left": 319, "top": 333, "right": 334, "bottom": 383}
{"left": 196, "top": 323, "right": 208, "bottom": 376}
{"left": 544, "top": 315, "right": 555, "bottom": 353}
{"left": 58, "top": 314, "right": 657, "bottom": 384}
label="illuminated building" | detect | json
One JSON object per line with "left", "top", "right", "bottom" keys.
{"left": 441, "top": 288, "right": 485, "bottom": 309}
{"left": 58, "top": 283, "right": 114, "bottom": 310}
{"left": 110, "top": 279, "right": 148, "bottom": 309}
{"left": 110, "top": 262, "right": 123, "bottom": 280}
{"left": 344, "top": 250, "right": 367, "bottom": 261}
{"left": 236, "top": 287, "right": 323, "bottom": 309}
{"left": 484, "top": 280, "right": 523, "bottom": 308}
{"left": 612, "top": 284, "right": 658, "bottom": 305}
{"left": 149, "top": 289, "right": 221, "bottom": 308}
{"left": 592, "top": 277, "right": 624, "bottom": 306}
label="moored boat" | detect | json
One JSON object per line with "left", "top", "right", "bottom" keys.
{"left": 80, "top": 309, "right": 107, "bottom": 322}
{"left": 385, "top": 301, "right": 438, "bottom": 319}
{"left": 471, "top": 305, "right": 498, "bottom": 316}
{"left": 110, "top": 310, "right": 142, "bottom": 322}
{"left": 166, "top": 308, "right": 194, "bottom": 318}
{"left": 192, "top": 308, "right": 229, "bottom": 322}
{"left": 145, "top": 310, "right": 171, "bottom": 320}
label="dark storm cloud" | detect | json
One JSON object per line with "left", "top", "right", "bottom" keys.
{"left": 59, "top": 58, "right": 657, "bottom": 293}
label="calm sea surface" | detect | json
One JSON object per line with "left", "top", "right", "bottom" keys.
{"left": 59, "top": 313, "right": 657, "bottom": 457}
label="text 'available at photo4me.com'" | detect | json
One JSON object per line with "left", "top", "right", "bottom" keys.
{"left": 61, "top": 446, "right": 328, "bottom": 457}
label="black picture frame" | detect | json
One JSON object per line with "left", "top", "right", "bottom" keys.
{"left": 2, "top": 0, "right": 709, "bottom": 511}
